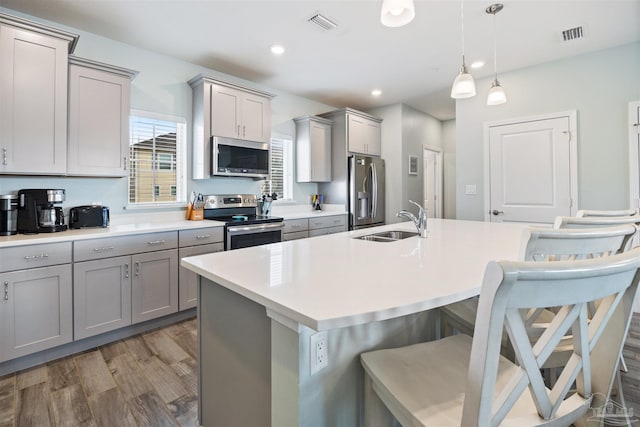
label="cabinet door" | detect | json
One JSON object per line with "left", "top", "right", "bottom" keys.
{"left": 179, "top": 243, "right": 223, "bottom": 310}
{"left": 310, "top": 120, "right": 331, "bottom": 181}
{"left": 210, "top": 84, "right": 241, "bottom": 139}
{"left": 67, "top": 64, "right": 131, "bottom": 176}
{"left": 347, "top": 115, "right": 381, "bottom": 156}
{"left": 347, "top": 115, "right": 368, "bottom": 154}
{"left": 0, "top": 265, "right": 72, "bottom": 363}
{"left": 240, "top": 93, "right": 271, "bottom": 143}
{"left": 131, "top": 249, "right": 178, "bottom": 323}
{"left": 73, "top": 256, "right": 131, "bottom": 340}
{"left": 363, "top": 119, "right": 381, "bottom": 156}
{"left": 0, "top": 25, "right": 68, "bottom": 174}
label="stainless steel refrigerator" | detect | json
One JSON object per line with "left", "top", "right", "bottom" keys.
{"left": 349, "top": 155, "right": 385, "bottom": 229}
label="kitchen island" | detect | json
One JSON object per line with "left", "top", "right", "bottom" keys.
{"left": 181, "top": 218, "right": 530, "bottom": 426}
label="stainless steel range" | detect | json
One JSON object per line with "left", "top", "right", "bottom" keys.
{"left": 203, "top": 194, "right": 284, "bottom": 250}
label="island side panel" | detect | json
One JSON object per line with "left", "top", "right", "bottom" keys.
{"left": 198, "top": 276, "right": 271, "bottom": 426}
{"left": 270, "top": 310, "right": 437, "bottom": 426}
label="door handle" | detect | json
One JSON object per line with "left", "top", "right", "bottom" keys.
{"left": 491, "top": 210, "right": 505, "bottom": 215}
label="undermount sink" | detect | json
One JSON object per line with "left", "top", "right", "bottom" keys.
{"left": 355, "top": 230, "right": 420, "bottom": 242}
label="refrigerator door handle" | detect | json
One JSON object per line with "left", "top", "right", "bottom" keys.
{"left": 371, "top": 163, "right": 377, "bottom": 219}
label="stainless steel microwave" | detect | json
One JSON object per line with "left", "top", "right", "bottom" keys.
{"left": 211, "top": 136, "right": 270, "bottom": 179}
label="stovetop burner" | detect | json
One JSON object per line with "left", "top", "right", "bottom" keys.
{"left": 209, "top": 214, "right": 283, "bottom": 226}
{"left": 201, "top": 194, "right": 283, "bottom": 225}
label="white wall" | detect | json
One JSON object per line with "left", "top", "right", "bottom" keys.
{"left": 0, "top": 7, "right": 336, "bottom": 214}
{"left": 455, "top": 42, "right": 640, "bottom": 220}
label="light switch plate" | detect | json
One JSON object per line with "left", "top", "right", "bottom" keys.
{"left": 465, "top": 185, "right": 477, "bottom": 195}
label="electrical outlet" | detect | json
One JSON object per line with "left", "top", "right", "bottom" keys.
{"left": 309, "top": 331, "right": 329, "bottom": 375}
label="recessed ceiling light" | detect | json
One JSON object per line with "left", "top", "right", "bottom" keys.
{"left": 371, "top": 89, "right": 382, "bottom": 96}
{"left": 270, "top": 45, "right": 285, "bottom": 55}
{"left": 471, "top": 61, "right": 485, "bottom": 69}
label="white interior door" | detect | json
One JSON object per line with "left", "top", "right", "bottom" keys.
{"left": 422, "top": 146, "right": 442, "bottom": 218}
{"left": 485, "top": 111, "right": 577, "bottom": 224}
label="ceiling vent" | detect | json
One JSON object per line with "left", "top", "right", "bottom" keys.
{"left": 308, "top": 12, "right": 338, "bottom": 31}
{"left": 562, "top": 26, "right": 584, "bottom": 41}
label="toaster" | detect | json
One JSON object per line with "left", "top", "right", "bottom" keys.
{"left": 69, "top": 205, "right": 110, "bottom": 228}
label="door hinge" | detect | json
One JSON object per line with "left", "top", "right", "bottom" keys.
{"left": 634, "top": 123, "right": 640, "bottom": 135}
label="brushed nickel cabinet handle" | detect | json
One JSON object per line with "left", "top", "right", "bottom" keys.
{"left": 195, "top": 234, "right": 212, "bottom": 240}
{"left": 135, "top": 262, "right": 140, "bottom": 277}
{"left": 2, "top": 148, "right": 7, "bottom": 166}
{"left": 123, "top": 156, "right": 127, "bottom": 170}
{"left": 93, "top": 246, "right": 115, "bottom": 253}
{"left": 147, "top": 240, "right": 166, "bottom": 246}
{"left": 237, "top": 125, "right": 240, "bottom": 136}
{"left": 124, "top": 263, "right": 129, "bottom": 279}
{"left": 24, "top": 253, "right": 49, "bottom": 260}
{"left": 3, "top": 282, "right": 8, "bottom": 301}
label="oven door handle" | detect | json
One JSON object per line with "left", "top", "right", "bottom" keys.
{"left": 227, "top": 222, "right": 285, "bottom": 233}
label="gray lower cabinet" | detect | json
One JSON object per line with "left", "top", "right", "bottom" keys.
{"left": 74, "top": 231, "right": 179, "bottom": 327}
{"left": 131, "top": 249, "right": 179, "bottom": 323}
{"left": 73, "top": 256, "right": 131, "bottom": 340}
{"left": 283, "top": 218, "right": 309, "bottom": 241}
{"left": 0, "top": 242, "right": 73, "bottom": 363}
{"left": 179, "top": 243, "right": 223, "bottom": 310}
{"left": 178, "top": 226, "right": 224, "bottom": 310}
{"left": 308, "top": 214, "right": 348, "bottom": 237}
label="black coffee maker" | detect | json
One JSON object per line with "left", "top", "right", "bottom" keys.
{"left": 17, "top": 189, "right": 68, "bottom": 234}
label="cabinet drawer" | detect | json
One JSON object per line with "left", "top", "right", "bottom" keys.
{"left": 0, "top": 242, "right": 72, "bottom": 272}
{"left": 309, "top": 215, "right": 347, "bottom": 230}
{"left": 309, "top": 226, "right": 346, "bottom": 237}
{"left": 179, "top": 227, "right": 224, "bottom": 247}
{"left": 284, "top": 218, "right": 309, "bottom": 234}
{"left": 283, "top": 231, "right": 309, "bottom": 241}
{"left": 74, "top": 231, "right": 178, "bottom": 261}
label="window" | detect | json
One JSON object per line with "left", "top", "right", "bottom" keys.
{"left": 261, "top": 136, "right": 293, "bottom": 200}
{"left": 129, "top": 111, "right": 186, "bottom": 205}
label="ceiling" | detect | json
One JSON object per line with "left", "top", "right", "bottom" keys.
{"left": 1, "top": 0, "right": 638, "bottom": 121}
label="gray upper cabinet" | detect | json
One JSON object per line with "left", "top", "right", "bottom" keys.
{"left": 189, "top": 74, "right": 275, "bottom": 179}
{"left": 0, "top": 13, "right": 78, "bottom": 175}
{"left": 319, "top": 108, "right": 383, "bottom": 157}
{"left": 294, "top": 116, "right": 332, "bottom": 182}
{"left": 67, "top": 56, "right": 137, "bottom": 177}
{"left": 347, "top": 113, "right": 382, "bottom": 156}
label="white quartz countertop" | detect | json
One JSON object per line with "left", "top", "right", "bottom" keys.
{"left": 0, "top": 214, "right": 225, "bottom": 248}
{"left": 0, "top": 205, "right": 348, "bottom": 248}
{"left": 181, "top": 219, "right": 530, "bottom": 331}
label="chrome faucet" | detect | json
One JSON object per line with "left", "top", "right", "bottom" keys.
{"left": 397, "top": 200, "right": 428, "bottom": 238}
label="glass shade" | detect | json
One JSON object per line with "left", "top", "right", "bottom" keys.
{"left": 450, "top": 66, "right": 476, "bottom": 99}
{"left": 381, "top": 0, "right": 415, "bottom": 27}
{"left": 487, "top": 79, "right": 507, "bottom": 105}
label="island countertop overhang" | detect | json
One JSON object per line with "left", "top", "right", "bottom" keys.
{"left": 181, "top": 219, "right": 530, "bottom": 331}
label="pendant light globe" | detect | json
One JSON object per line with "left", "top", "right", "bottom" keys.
{"left": 381, "top": 0, "right": 415, "bottom": 27}
{"left": 451, "top": 64, "right": 476, "bottom": 98}
{"left": 451, "top": 0, "right": 476, "bottom": 99}
{"left": 487, "top": 79, "right": 507, "bottom": 105}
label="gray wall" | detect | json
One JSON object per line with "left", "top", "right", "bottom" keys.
{"left": 369, "top": 104, "right": 443, "bottom": 223}
{"left": 455, "top": 42, "right": 640, "bottom": 220}
{"left": 442, "top": 119, "right": 456, "bottom": 219}
{"left": 0, "top": 6, "right": 336, "bottom": 214}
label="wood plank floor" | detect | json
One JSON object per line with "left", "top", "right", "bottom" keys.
{"left": 0, "top": 317, "right": 198, "bottom": 427}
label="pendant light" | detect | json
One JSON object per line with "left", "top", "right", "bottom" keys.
{"left": 451, "top": 0, "right": 476, "bottom": 99}
{"left": 486, "top": 3, "right": 507, "bottom": 105}
{"left": 380, "top": 0, "right": 415, "bottom": 27}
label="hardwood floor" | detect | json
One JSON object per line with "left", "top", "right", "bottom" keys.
{"left": 0, "top": 317, "right": 198, "bottom": 427}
